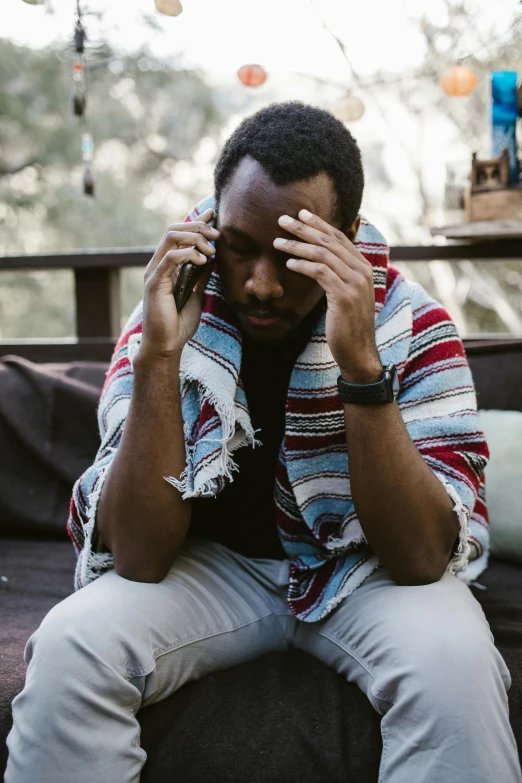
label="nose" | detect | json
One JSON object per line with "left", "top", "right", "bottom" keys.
{"left": 244, "top": 257, "right": 284, "bottom": 302}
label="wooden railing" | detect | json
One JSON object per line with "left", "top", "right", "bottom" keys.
{"left": 1, "top": 240, "right": 522, "bottom": 362}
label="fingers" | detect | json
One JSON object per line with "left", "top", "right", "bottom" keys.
{"left": 286, "top": 257, "right": 376, "bottom": 313}
{"left": 167, "top": 208, "right": 219, "bottom": 241}
{"left": 151, "top": 230, "right": 215, "bottom": 265}
{"left": 286, "top": 257, "right": 357, "bottom": 296}
{"left": 279, "top": 214, "right": 374, "bottom": 296}
{"left": 168, "top": 230, "right": 216, "bottom": 255}
{"left": 146, "top": 210, "right": 219, "bottom": 279}
{"left": 166, "top": 222, "right": 219, "bottom": 241}
{"left": 275, "top": 235, "right": 360, "bottom": 285}
{"left": 277, "top": 212, "right": 371, "bottom": 276}
{"left": 296, "top": 210, "right": 358, "bottom": 254}
{"left": 296, "top": 210, "right": 347, "bottom": 243}
{"left": 145, "top": 246, "right": 210, "bottom": 290}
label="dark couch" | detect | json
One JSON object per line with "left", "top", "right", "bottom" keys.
{"left": 1, "top": 342, "right": 522, "bottom": 782}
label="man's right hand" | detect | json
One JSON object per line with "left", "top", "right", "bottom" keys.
{"left": 141, "top": 207, "right": 220, "bottom": 360}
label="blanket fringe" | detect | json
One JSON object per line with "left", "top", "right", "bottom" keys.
{"left": 319, "top": 555, "right": 381, "bottom": 619}
{"left": 165, "top": 380, "right": 259, "bottom": 499}
{"left": 75, "top": 459, "right": 114, "bottom": 589}
{"left": 436, "top": 473, "right": 471, "bottom": 575}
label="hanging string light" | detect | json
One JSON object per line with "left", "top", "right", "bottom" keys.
{"left": 154, "top": 0, "right": 183, "bottom": 16}
{"left": 237, "top": 64, "right": 267, "bottom": 87}
{"left": 72, "top": 12, "right": 87, "bottom": 117}
{"left": 437, "top": 18, "right": 522, "bottom": 98}
{"left": 71, "top": 1, "right": 95, "bottom": 196}
{"left": 82, "top": 132, "right": 95, "bottom": 196}
{"left": 74, "top": 17, "right": 87, "bottom": 55}
{"left": 440, "top": 63, "right": 478, "bottom": 97}
{"left": 334, "top": 93, "right": 365, "bottom": 122}
{"left": 72, "top": 63, "right": 87, "bottom": 116}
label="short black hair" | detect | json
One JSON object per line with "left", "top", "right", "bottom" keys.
{"left": 214, "top": 101, "right": 364, "bottom": 232}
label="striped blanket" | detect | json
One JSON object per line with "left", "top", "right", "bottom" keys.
{"left": 68, "top": 195, "right": 489, "bottom": 622}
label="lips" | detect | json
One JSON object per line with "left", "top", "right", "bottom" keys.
{"left": 244, "top": 311, "right": 281, "bottom": 326}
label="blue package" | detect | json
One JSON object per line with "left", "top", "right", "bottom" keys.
{"left": 491, "top": 70, "right": 519, "bottom": 184}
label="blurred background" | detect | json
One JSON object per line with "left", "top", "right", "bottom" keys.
{"left": 1, "top": 0, "right": 522, "bottom": 339}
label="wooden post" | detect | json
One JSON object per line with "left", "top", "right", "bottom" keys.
{"left": 74, "top": 267, "right": 121, "bottom": 339}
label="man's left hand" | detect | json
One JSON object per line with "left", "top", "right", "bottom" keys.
{"left": 275, "top": 209, "right": 382, "bottom": 383}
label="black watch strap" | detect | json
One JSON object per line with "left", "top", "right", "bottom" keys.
{"left": 337, "top": 365, "right": 397, "bottom": 405}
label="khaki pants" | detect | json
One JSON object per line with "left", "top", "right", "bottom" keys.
{"left": 6, "top": 536, "right": 521, "bottom": 783}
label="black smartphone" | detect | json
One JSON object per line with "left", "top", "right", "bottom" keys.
{"left": 173, "top": 216, "right": 216, "bottom": 311}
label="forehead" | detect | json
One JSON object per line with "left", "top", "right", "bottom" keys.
{"left": 218, "top": 156, "right": 338, "bottom": 230}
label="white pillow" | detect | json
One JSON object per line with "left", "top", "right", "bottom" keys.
{"left": 478, "top": 409, "right": 522, "bottom": 563}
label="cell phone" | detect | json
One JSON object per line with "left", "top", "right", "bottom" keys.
{"left": 173, "top": 216, "right": 216, "bottom": 311}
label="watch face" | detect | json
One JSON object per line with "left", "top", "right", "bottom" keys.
{"left": 390, "top": 363, "right": 400, "bottom": 398}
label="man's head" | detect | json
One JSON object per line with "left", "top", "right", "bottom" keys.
{"left": 213, "top": 101, "right": 364, "bottom": 342}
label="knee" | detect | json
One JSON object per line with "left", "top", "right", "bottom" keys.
{"left": 28, "top": 585, "right": 139, "bottom": 679}
{"left": 396, "top": 614, "right": 510, "bottom": 708}
{"left": 30, "top": 602, "right": 99, "bottom": 669}
{"left": 13, "top": 583, "right": 152, "bottom": 734}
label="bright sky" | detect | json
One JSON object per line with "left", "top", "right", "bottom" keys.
{"left": 2, "top": 0, "right": 519, "bottom": 83}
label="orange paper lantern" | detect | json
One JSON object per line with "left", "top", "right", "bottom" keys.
{"left": 440, "top": 64, "right": 477, "bottom": 97}
{"left": 238, "top": 64, "right": 267, "bottom": 88}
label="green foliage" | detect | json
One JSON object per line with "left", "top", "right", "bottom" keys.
{"left": 0, "top": 270, "right": 74, "bottom": 338}
{"left": 0, "top": 38, "right": 222, "bottom": 250}
{"left": 0, "top": 38, "right": 224, "bottom": 337}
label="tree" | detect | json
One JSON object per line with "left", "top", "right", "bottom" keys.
{"left": 0, "top": 38, "right": 223, "bottom": 336}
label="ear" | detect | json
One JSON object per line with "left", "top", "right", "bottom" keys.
{"left": 345, "top": 214, "right": 361, "bottom": 242}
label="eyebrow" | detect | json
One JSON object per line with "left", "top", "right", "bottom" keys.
{"left": 219, "top": 225, "right": 255, "bottom": 242}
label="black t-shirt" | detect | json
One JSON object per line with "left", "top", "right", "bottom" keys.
{"left": 189, "top": 304, "right": 321, "bottom": 559}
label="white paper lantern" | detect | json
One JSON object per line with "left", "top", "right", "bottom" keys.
{"left": 335, "top": 94, "right": 365, "bottom": 123}
{"left": 154, "top": 0, "right": 183, "bottom": 16}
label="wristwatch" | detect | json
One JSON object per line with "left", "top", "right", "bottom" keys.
{"left": 337, "top": 363, "right": 399, "bottom": 404}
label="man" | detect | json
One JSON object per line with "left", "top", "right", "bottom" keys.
{"left": 6, "top": 101, "right": 521, "bottom": 782}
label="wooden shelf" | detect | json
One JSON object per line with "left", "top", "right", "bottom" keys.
{"left": 431, "top": 220, "right": 522, "bottom": 242}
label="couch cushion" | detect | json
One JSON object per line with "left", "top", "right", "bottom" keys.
{"left": 1, "top": 343, "right": 520, "bottom": 538}
{"left": 1, "top": 538, "right": 522, "bottom": 782}
{"left": 466, "top": 342, "right": 522, "bottom": 412}
{"left": 479, "top": 409, "right": 522, "bottom": 564}
{"left": 0, "top": 357, "right": 106, "bottom": 537}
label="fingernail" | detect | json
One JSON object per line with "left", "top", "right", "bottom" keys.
{"left": 279, "top": 215, "right": 292, "bottom": 226}
{"left": 300, "top": 209, "right": 312, "bottom": 219}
